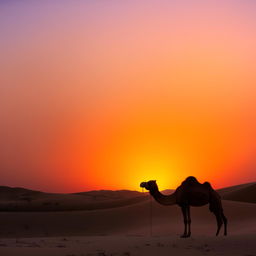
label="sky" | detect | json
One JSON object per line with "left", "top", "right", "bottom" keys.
{"left": 0, "top": 0, "right": 255, "bottom": 192}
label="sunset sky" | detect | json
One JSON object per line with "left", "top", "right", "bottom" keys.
{"left": 0, "top": 0, "right": 255, "bottom": 192}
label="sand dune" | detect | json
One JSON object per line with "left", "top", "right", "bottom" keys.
{"left": 217, "top": 182, "right": 255, "bottom": 195}
{"left": 1, "top": 182, "right": 255, "bottom": 212}
{"left": 218, "top": 183, "right": 256, "bottom": 203}
{"left": 0, "top": 199, "right": 255, "bottom": 255}
{"left": 0, "top": 183, "right": 255, "bottom": 255}
{"left": 0, "top": 186, "right": 147, "bottom": 211}
{"left": 0, "top": 196, "right": 255, "bottom": 238}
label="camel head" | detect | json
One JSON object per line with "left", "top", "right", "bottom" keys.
{"left": 140, "top": 180, "right": 158, "bottom": 191}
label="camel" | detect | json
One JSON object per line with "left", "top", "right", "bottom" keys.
{"left": 140, "top": 176, "right": 227, "bottom": 238}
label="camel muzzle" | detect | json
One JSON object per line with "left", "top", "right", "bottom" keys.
{"left": 140, "top": 182, "right": 147, "bottom": 188}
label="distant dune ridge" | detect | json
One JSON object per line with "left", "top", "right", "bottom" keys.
{"left": 0, "top": 182, "right": 255, "bottom": 211}
{"left": 219, "top": 183, "right": 256, "bottom": 203}
{"left": 0, "top": 186, "right": 147, "bottom": 211}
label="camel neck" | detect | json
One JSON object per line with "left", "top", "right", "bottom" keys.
{"left": 149, "top": 189, "right": 176, "bottom": 206}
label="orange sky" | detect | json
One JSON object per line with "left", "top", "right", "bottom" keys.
{"left": 0, "top": 0, "right": 255, "bottom": 192}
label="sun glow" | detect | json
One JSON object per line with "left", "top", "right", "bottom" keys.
{"left": 123, "top": 147, "right": 183, "bottom": 190}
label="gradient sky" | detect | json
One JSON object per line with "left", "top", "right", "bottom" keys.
{"left": 0, "top": 0, "right": 255, "bottom": 192}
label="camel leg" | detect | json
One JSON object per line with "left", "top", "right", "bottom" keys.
{"left": 221, "top": 211, "right": 227, "bottom": 236}
{"left": 214, "top": 211, "right": 223, "bottom": 236}
{"left": 187, "top": 206, "right": 191, "bottom": 237}
{"left": 180, "top": 206, "right": 188, "bottom": 238}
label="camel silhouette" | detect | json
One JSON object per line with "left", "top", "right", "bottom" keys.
{"left": 140, "top": 176, "right": 227, "bottom": 238}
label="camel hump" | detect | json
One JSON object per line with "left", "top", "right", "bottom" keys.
{"left": 182, "top": 176, "right": 199, "bottom": 185}
{"left": 203, "top": 181, "right": 213, "bottom": 190}
{"left": 185, "top": 176, "right": 198, "bottom": 183}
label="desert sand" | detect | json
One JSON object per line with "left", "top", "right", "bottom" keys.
{"left": 0, "top": 183, "right": 255, "bottom": 256}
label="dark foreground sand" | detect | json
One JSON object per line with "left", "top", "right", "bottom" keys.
{"left": 0, "top": 233, "right": 255, "bottom": 256}
{"left": 0, "top": 183, "right": 255, "bottom": 256}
